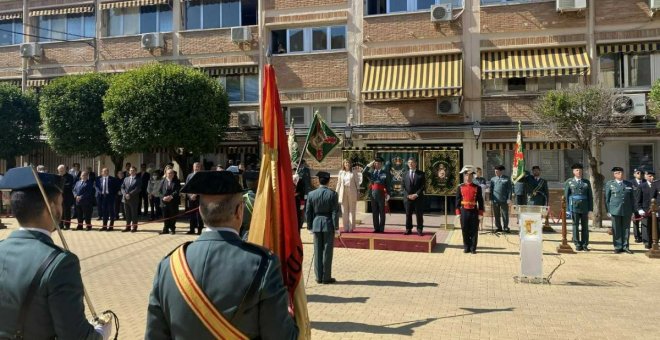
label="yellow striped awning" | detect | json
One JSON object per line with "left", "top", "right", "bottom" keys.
{"left": 485, "top": 141, "right": 577, "bottom": 151}
{"left": 481, "top": 47, "right": 590, "bottom": 80}
{"left": 203, "top": 65, "right": 259, "bottom": 77}
{"left": 27, "top": 79, "right": 51, "bottom": 87}
{"left": 0, "top": 12, "right": 22, "bottom": 20}
{"left": 29, "top": 6, "right": 94, "bottom": 17}
{"left": 598, "top": 41, "right": 660, "bottom": 55}
{"left": 100, "top": 0, "right": 168, "bottom": 10}
{"left": 0, "top": 79, "right": 21, "bottom": 87}
{"left": 362, "top": 54, "right": 463, "bottom": 101}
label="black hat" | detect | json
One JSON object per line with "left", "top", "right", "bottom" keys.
{"left": 645, "top": 169, "right": 656, "bottom": 175}
{"left": 494, "top": 165, "right": 505, "bottom": 171}
{"left": 0, "top": 167, "right": 63, "bottom": 193}
{"left": 316, "top": 171, "right": 331, "bottom": 179}
{"left": 571, "top": 163, "right": 584, "bottom": 170}
{"left": 374, "top": 156, "right": 384, "bottom": 162}
{"left": 243, "top": 171, "right": 259, "bottom": 181}
{"left": 532, "top": 165, "right": 540, "bottom": 170}
{"left": 180, "top": 171, "right": 243, "bottom": 195}
{"left": 611, "top": 167, "right": 624, "bottom": 172}
{"left": 634, "top": 168, "right": 643, "bottom": 173}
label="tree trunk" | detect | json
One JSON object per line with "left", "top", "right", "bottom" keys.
{"left": 169, "top": 150, "right": 189, "bottom": 180}
{"left": 110, "top": 154, "right": 124, "bottom": 175}
{"left": 588, "top": 147, "right": 604, "bottom": 229}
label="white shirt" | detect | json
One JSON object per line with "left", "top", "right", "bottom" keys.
{"left": 203, "top": 226, "right": 239, "bottom": 235}
{"left": 342, "top": 171, "right": 351, "bottom": 186}
{"left": 615, "top": 180, "right": 622, "bottom": 185}
{"left": 102, "top": 176, "right": 109, "bottom": 194}
{"left": 19, "top": 227, "right": 52, "bottom": 237}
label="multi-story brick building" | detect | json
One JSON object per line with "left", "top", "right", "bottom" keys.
{"left": 1, "top": 0, "right": 659, "bottom": 212}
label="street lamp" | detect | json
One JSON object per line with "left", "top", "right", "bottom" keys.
{"left": 472, "top": 121, "right": 482, "bottom": 149}
{"left": 343, "top": 122, "right": 353, "bottom": 148}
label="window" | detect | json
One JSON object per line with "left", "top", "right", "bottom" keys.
{"left": 285, "top": 104, "right": 348, "bottom": 127}
{"left": 598, "top": 54, "right": 622, "bottom": 88}
{"left": 285, "top": 107, "right": 307, "bottom": 126}
{"left": 599, "top": 52, "right": 660, "bottom": 89}
{"left": 105, "top": 5, "right": 171, "bottom": 36}
{"left": 482, "top": 76, "right": 583, "bottom": 95}
{"left": 330, "top": 106, "right": 347, "bottom": 124}
{"left": 0, "top": 19, "right": 23, "bottom": 45}
{"left": 38, "top": 14, "right": 95, "bottom": 42}
{"left": 272, "top": 26, "right": 347, "bottom": 55}
{"left": 627, "top": 54, "right": 652, "bottom": 88}
{"left": 217, "top": 74, "right": 258, "bottom": 103}
{"left": 184, "top": 0, "right": 257, "bottom": 30}
{"left": 629, "top": 144, "right": 654, "bottom": 177}
{"left": 366, "top": 0, "right": 463, "bottom": 15}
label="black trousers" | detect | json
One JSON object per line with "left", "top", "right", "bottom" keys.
{"left": 460, "top": 208, "right": 479, "bottom": 251}
{"left": 138, "top": 190, "right": 149, "bottom": 215}
{"left": 162, "top": 203, "right": 178, "bottom": 232}
{"left": 76, "top": 203, "right": 93, "bottom": 229}
{"left": 150, "top": 196, "right": 162, "bottom": 219}
{"left": 404, "top": 198, "right": 424, "bottom": 231}
{"left": 641, "top": 216, "right": 659, "bottom": 247}
{"left": 98, "top": 194, "right": 115, "bottom": 226}
{"left": 60, "top": 201, "right": 73, "bottom": 229}
{"left": 188, "top": 199, "right": 203, "bottom": 232}
{"left": 114, "top": 195, "right": 123, "bottom": 220}
{"left": 515, "top": 195, "right": 526, "bottom": 205}
{"left": 633, "top": 213, "right": 642, "bottom": 240}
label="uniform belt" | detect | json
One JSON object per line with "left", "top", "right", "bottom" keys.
{"left": 316, "top": 213, "right": 332, "bottom": 217}
{"left": 371, "top": 184, "right": 386, "bottom": 191}
{"left": 571, "top": 195, "right": 587, "bottom": 200}
{"left": 461, "top": 200, "right": 476, "bottom": 205}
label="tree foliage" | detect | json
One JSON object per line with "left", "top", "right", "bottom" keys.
{"left": 40, "top": 73, "right": 112, "bottom": 157}
{"left": 648, "top": 79, "right": 660, "bottom": 125}
{"left": 532, "top": 86, "right": 632, "bottom": 228}
{"left": 0, "top": 84, "right": 40, "bottom": 169}
{"left": 102, "top": 63, "right": 230, "bottom": 163}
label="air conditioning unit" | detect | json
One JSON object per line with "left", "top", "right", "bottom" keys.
{"left": 19, "top": 43, "right": 41, "bottom": 58}
{"left": 238, "top": 111, "right": 258, "bottom": 127}
{"left": 613, "top": 93, "right": 646, "bottom": 116}
{"left": 431, "top": 4, "right": 452, "bottom": 22}
{"left": 141, "top": 33, "right": 163, "bottom": 49}
{"left": 231, "top": 27, "right": 252, "bottom": 43}
{"left": 556, "top": 0, "right": 587, "bottom": 12}
{"left": 651, "top": 0, "right": 660, "bottom": 10}
{"left": 437, "top": 97, "right": 461, "bottom": 115}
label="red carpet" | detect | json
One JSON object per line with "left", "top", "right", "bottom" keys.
{"left": 334, "top": 227, "right": 448, "bottom": 253}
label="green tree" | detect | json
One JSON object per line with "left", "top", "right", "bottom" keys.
{"left": 532, "top": 86, "right": 632, "bottom": 229}
{"left": 103, "top": 63, "right": 229, "bottom": 175}
{"left": 0, "top": 84, "right": 40, "bottom": 169}
{"left": 648, "top": 79, "right": 660, "bottom": 125}
{"left": 39, "top": 73, "right": 124, "bottom": 169}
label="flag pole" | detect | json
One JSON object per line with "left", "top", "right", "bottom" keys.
{"left": 296, "top": 112, "right": 317, "bottom": 170}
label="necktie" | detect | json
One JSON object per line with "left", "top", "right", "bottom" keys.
{"left": 410, "top": 171, "right": 414, "bottom": 182}
{"left": 103, "top": 178, "right": 107, "bottom": 194}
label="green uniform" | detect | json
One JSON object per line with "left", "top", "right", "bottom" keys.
{"left": 490, "top": 175, "right": 512, "bottom": 231}
{"left": 525, "top": 176, "right": 549, "bottom": 206}
{"left": 362, "top": 165, "right": 392, "bottom": 232}
{"left": 605, "top": 179, "right": 634, "bottom": 251}
{"left": 240, "top": 189, "right": 255, "bottom": 240}
{"left": 145, "top": 230, "right": 298, "bottom": 339}
{"left": 564, "top": 177, "right": 593, "bottom": 249}
{"left": 0, "top": 229, "right": 101, "bottom": 339}
{"left": 305, "top": 186, "right": 339, "bottom": 283}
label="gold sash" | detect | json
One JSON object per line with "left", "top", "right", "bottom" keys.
{"left": 170, "top": 245, "right": 249, "bottom": 340}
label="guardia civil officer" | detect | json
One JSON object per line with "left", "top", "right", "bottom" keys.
{"left": 490, "top": 165, "right": 512, "bottom": 232}
{"left": 605, "top": 167, "right": 634, "bottom": 254}
{"left": 564, "top": 163, "right": 593, "bottom": 251}
{"left": 456, "top": 167, "right": 484, "bottom": 254}
{"left": 362, "top": 156, "right": 392, "bottom": 233}
{"left": 526, "top": 166, "right": 549, "bottom": 206}
{"left": 0, "top": 167, "right": 111, "bottom": 339}
{"left": 306, "top": 171, "right": 340, "bottom": 284}
{"left": 145, "top": 171, "right": 297, "bottom": 339}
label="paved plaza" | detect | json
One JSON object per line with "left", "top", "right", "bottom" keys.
{"left": 1, "top": 212, "right": 659, "bottom": 339}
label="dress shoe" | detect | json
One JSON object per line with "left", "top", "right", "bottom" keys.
{"left": 613, "top": 249, "right": 623, "bottom": 254}
{"left": 131, "top": 227, "right": 138, "bottom": 233}
{"left": 196, "top": 230, "right": 202, "bottom": 235}
{"left": 634, "top": 239, "right": 642, "bottom": 243}
{"left": 322, "top": 278, "right": 337, "bottom": 284}
{"left": 76, "top": 226, "right": 83, "bottom": 231}
{"left": 582, "top": 246, "right": 590, "bottom": 252}
{"left": 463, "top": 249, "right": 470, "bottom": 253}
{"left": 504, "top": 228, "right": 511, "bottom": 233}
{"left": 576, "top": 245, "right": 583, "bottom": 251}
{"left": 644, "top": 244, "right": 651, "bottom": 249}
{"left": 108, "top": 227, "right": 114, "bottom": 231}
{"left": 471, "top": 250, "right": 477, "bottom": 254}
{"left": 100, "top": 227, "right": 108, "bottom": 232}
{"left": 417, "top": 230, "right": 424, "bottom": 236}
{"left": 121, "top": 227, "right": 131, "bottom": 232}
{"left": 86, "top": 226, "right": 92, "bottom": 231}
{"left": 169, "top": 230, "right": 176, "bottom": 235}
{"left": 623, "top": 249, "right": 633, "bottom": 254}
{"left": 185, "top": 231, "right": 196, "bottom": 235}
{"left": 315, "top": 279, "right": 322, "bottom": 284}
{"left": 159, "top": 231, "right": 169, "bottom": 235}
{"left": 404, "top": 230, "right": 412, "bottom": 235}
{"left": 495, "top": 228, "right": 503, "bottom": 233}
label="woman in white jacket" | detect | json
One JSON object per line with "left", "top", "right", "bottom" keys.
{"left": 336, "top": 159, "right": 362, "bottom": 232}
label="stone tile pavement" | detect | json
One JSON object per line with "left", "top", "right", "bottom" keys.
{"left": 1, "top": 212, "right": 659, "bottom": 339}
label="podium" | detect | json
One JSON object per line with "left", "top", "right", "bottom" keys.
{"left": 515, "top": 205, "right": 548, "bottom": 280}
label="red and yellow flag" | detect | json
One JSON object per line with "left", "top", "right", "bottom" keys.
{"left": 248, "top": 64, "right": 310, "bottom": 339}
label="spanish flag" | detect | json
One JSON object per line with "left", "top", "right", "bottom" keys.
{"left": 248, "top": 64, "right": 311, "bottom": 339}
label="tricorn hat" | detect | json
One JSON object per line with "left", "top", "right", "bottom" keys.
{"left": 181, "top": 171, "right": 243, "bottom": 195}
{"left": 571, "top": 163, "right": 584, "bottom": 170}
{"left": 494, "top": 165, "right": 505, "bottom": 171}
{"left": 316, "top": 171, "right": 331, "bottom": 179}
{"left": 611, "top": 166, "right": 624, "bottom": 172}
{"left": 0, "top": 167, "right": 63, "bottom": 193}
{"left": 374, "top": 156, "right": 385, "bottom": 162}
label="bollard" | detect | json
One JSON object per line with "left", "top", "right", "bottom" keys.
{"left": 557, "top": 195, "right": 575, "bottom": 254}
{"left": 647, "top": 199, "right": 660, "bottom": 259}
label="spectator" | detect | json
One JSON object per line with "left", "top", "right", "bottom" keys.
{"left": 73, "top": 171, "right": 95, "bottom": 231}
{"left": 138, "top": 163, "right": 151, "bottom": 216}
{"left": 36, "top": 165, "right": 47, "bottom": 173}
{"left": 159, "top": 168, "right": 181, "bottom": 235}
{"left": 121, "top": 166, "right": 142, "bottom": 232}
{"left": 147, "top": 170, "right": 164, "bottom": 220}
{"left": 56, "top": 164, "right": 75, "bottom": 230}
{"left": 115, "top": 170, "right": 125, "bottom": 220}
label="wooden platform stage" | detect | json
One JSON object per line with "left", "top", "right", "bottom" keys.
{"left": 333, "top": 227, "right": 450, "bottom": 253}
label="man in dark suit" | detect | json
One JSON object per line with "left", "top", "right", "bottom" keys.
{"left": 56, "top": 164, "right": 75, "bottom": 230}
{"left": 526, "top": 166, "right": 549, "bottom": 206}
{"left": 73, "top": 171, "right": 96, "bottom": 231}
{"left": 296, "top": 159, "right": 313, "bottom": 198}
{"left": 121, "top": 166, "right": 142, "bottom": 232}
{"left": 0, "top": 168, "right": 110, "bottom": 339}
{"left": 145, "top": 171, "right": 297, "bottom": 339}
{"left": 185, "top": 162, "right": 203, "bottom": 235}
{"left": 160, "top": 168, "right": 181, "bottom": 235}
{"left": 95, "top": 168, "right": 120, "bottom": 231}
{"left": 138, "top": 163, "right": 151, "bottom": 216}
{"left": 636, "top": 170, "right": 658, "bottom": 249}
{"left": 402, "top": 157, "right": 426, "bottom": 236}
{"left": 306, "top": 171, "right": 339, "bottom": 284}
{"left": 631, "top": 168, "right": 646, "bottom": 243}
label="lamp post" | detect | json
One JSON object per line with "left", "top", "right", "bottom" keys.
{"left": 343, "top": 122, "right": 353, "bottom": 148}
{"left": 472, "top": 121, "right": 482, "bottom": 149}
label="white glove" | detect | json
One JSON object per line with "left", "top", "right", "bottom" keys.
{"left": 385, "top": 195, "right": 390, "bottom": 201}
{"left": 607, "top": 213, "right": 612, "bottom": 218}
{"left": 335, "top": 230, "right": 340, "bottom": 237}
{"left": 94, "top": 320, "right": 112, "bottom": 340}
{"left": 507, "top": 200, "right": 512, "bottom": 205}
{"left": 638, "top": 209, "right": 646, "bottom": 216}
{"left": 308, "top": 229, "right": 314, "bottom": 235}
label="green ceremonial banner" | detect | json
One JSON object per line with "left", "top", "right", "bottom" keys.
{"left": 423, "top": 150, "right": 460, "bottom": 196}
{"left": 511, "top": 121, "right": 525, "bottom": 183}
{"left": 305, "top": 113, "right": 340, "bottom": 163}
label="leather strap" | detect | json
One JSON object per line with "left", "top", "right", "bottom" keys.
{"left": 14, "top": 249, "right": 60, "bottom": 339}
{"left": 170, "top": 243, "right": 249, "bottom": 340}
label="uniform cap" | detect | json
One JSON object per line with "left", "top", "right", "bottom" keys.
{"left": 0, "top": 167, "right": 63, "bottom": 193}
{"left": 494, "top": 165, "right": 505, "bottom": 171}
{"left": 459, "top": 166, "right": 474, "bottom": 174}
{"left": 611, "top": 167, "right": 624, "bottom": 172}
{"left": 571, "top": 163, "right": 584, "bottom": 170}
{"left": 645, "top": 169, "right": 656, "bottom": 175}
{"left": 374, "top": 156, "right": 384, "bottom": 162}
{"left": 180, "top": 171, "right": 243, "bottom": 195}
{"left": 532, "top": 166, "right": 540, "bottom": 170}
{"left": 633, "top": 168, "right": 643, "bottom": 173}
{"left": 316, "top": 171, "right": 331, "bottom": 179}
